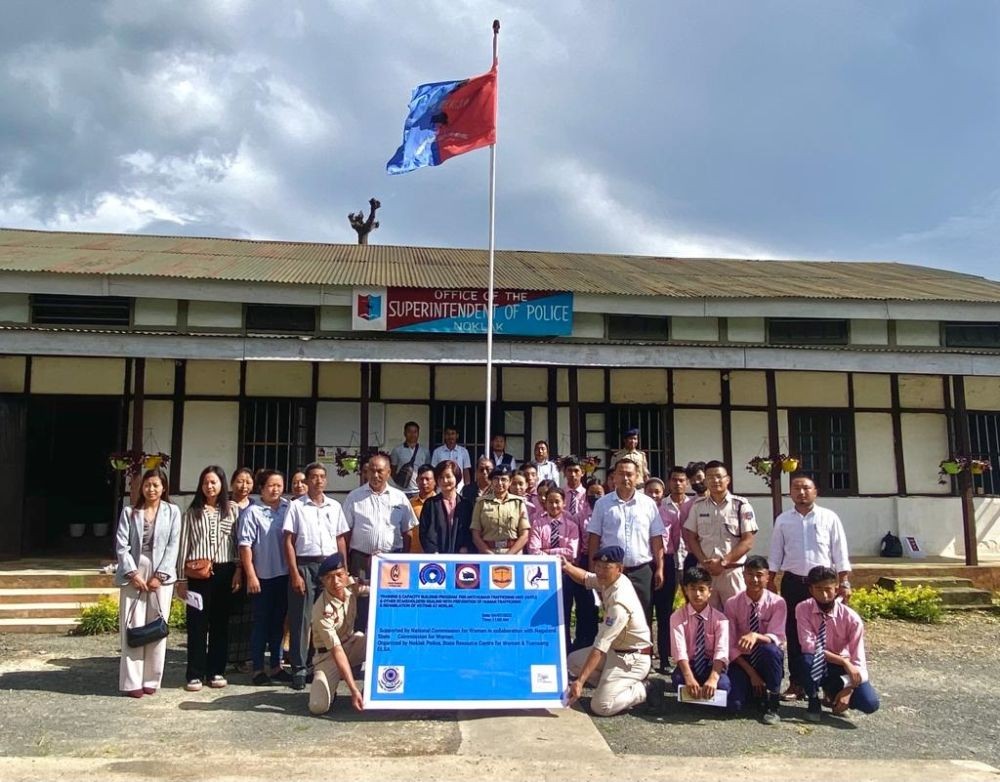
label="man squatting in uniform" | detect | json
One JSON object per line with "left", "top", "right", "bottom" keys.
{"left": 562, "top": 545, "right": 665, "bottom": 716}
{"left": 308, "top": 553, "right": 365, "bottom": 715}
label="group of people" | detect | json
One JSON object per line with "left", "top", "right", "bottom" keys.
{"left": 113, "top": 422, "right": 879, "bottom": 725}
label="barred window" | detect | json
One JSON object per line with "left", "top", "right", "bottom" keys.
{"left": 944, "top": 322, "right": 1000, "bottom": 348}
{"left": 240, "top": 399, "right": 314, "bottom": 479}
{"left": 767, "top": 318, "right": 848, "bottom": 345}
{"left": 31, "top": 294, "right": 132, "bottom": 326}
{"left": 969, "top": 413, "right": 1000, "bottom": 495}
{"left": 789, "top": 410, "right": 854, "bottom": 495}
{"left": 245, "top": 304, "right": 316, "bottom": 333}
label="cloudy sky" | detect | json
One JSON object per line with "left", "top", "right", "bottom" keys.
{"left": 1, "top": 0, "right": 997, "bottom": 278}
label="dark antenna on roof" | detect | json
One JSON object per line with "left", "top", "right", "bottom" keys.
{"left": 349, "top": 197, "right": 381, "bottom": 245}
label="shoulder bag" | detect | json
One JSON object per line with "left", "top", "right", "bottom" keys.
{"left": 125, "top": 590, "right": 169, "bottom": 648}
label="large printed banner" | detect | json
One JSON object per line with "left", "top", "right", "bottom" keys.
{"left": 351, "top": 286, "right": 573, "bottom": 335}
{"left": 363, "top": 553, "right": 567, "bottom": 710}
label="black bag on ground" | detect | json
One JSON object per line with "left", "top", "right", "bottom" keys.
{"left": 880, "top": 530, "right": 903, "bottom": 558}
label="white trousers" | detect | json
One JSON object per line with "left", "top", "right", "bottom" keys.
{"left": 710, "top": 568, "right": 746, "bottom": 610}
{"left": 568, "top": 646, "right": 651, "bottom": 716}
{"left": 119, "top": 555, "right": 174, "bottom": 693}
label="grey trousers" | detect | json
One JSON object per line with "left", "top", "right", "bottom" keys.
{"left": 286, "top": 561, "right": 322, "bottom": 672}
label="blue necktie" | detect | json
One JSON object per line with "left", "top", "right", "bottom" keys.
{"left": 693, "top": 614, "right": 709, "bottom": 681}
{"left": 811, "top": 617, "right": 828, "bottom": 684}
{"left": 748, "top": 601, "right": 762, "bottom": 667}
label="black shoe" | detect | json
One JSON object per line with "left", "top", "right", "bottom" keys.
{"left": 645, "top": 678, "right": 667, "bottom": 713}
{"left": 762, "top": 692, "right": 781, "bottom": 725}
{"left": 291, "top": 671, "right": 306, "bottom": 691}
{"left": 805, "top": 696, "right": 822, "bottom": 723}
{"left": 305, "top": 672, "right": 315, "bottom": 685}
{"left": 271, "top": 668, "right": 293, "bottom": 684}
{"left": 252, "top": 672, "right": 273, "bottom": 686}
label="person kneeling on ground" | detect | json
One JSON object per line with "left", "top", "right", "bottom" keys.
{"left": 669, "top": 566, "right": 731, "bottom": 704}
{"left": 562, "top": 546, "right": 660, "bottom": 716}
{"left": 724, "top": 555, "right": 786, "bottom": 724}
{"left": 796, "top": 565, "right": 880, "bottom": 722}
{"left": 308, "top": 553, "right": 365, "bottom": 715}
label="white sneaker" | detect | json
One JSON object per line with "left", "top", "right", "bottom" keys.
{"left": 208, "top": 675, "right": 228, "bottom": 689}
{"left": 185, "top": 679, "right": 203, "bottom": 692}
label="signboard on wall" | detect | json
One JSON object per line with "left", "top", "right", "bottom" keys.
{"left": 351, "top": 287, "right": 573, "bottom": 336}
{"left": 363, "top": 553, "right": 567, "bottom": 709}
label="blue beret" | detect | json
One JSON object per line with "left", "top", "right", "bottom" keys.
{"left": 489, "top": 465, "right": 513, "bottom": 478}
{"left": 317, "top": 553, "right": 345, "bottom": 576}
{"left": 595, "top": 546, "right": 625, "bottom": 564}
{"left": 624, "top": 428, "right": 640, "bottom": 437}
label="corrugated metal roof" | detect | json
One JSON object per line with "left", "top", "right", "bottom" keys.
{"left": 1, "top": 227, "right": 999, "bottom": 302}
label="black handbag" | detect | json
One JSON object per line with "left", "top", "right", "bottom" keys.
{"left": 125, "top": 590, "right": 169, "bottom": 648}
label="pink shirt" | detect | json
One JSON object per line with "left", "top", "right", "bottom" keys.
{"left": 659, "top": 496, "right": 692, "bottom": 555}
{"left": 724, "top": 590, "right": 787, "bottom": 663}
{"left": 795, "top": 598, "right": 870, "bottom": 683}
{"left": 669, "top": 603, "right": 729, "bottom": 666}
{"left": 527, "top": 511, "right": 580, "bottom": 560}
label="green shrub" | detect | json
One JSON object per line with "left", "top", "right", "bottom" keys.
{"left": 168, "top": 597, "right": 187, "bottom": 630}
{"left": 77, "top": 595, "right": 119, "bottom": 635}
{"left": 851, "top": 582, "right": 943, "bottom": 623}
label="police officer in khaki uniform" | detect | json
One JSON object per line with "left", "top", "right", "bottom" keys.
{"left": 681, "top": 460, "right": 758, "bottom": 609}
{"left": 610, "top": 428, "right": 650, "bottom": 484}
{"left": 470, "top": 465, "right": 530, "bottom": 554}
{"left": 308, "top": 553, "right": 365, "bottom": 715}
{"left": 563, "top": 546, "right": 665, "bottom": 716}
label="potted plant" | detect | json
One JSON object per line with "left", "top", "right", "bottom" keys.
{"left": 971, "top": 458, "right": 992, "bottom": 475}
{"left": 92, "top": 522, "right": 110, "bottom": 537}
{"left": 781, "top": 457, "right": 800, "bottom": 473}
{"left": 69, "top": 522, "right": 86, "bottom": 538}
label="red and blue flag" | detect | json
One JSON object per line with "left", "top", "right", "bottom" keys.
{"left": 386, "top": 66, "right": 497, "bottom": 175}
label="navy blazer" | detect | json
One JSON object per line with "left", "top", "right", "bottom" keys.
{"left": 419, "top": 494, "right": 472, "bottom": 554}
{"left": 114, "top": 502, "right": 182, "bottom": 586}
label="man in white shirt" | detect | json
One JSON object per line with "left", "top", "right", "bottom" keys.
{"left": 282, "top": 462, "right": 349, "bottom": 690}
{"left": 587, "top": 457, "right": 665, "bottom": 621}
{"left": 389, "top": 421, "right": 431, "bottom": 498}
{"left": 769, "top": 473, "right": 852, "bottom": 701}
{"left": 531, "top": 440, "right": 560, "bottom": 483}
{"left": 344, "top": 453, "right": 418, "bottom": 630}
{"left": 430, "top": 426, "right": 473, "bottom": 486}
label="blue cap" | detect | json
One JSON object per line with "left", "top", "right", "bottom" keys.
{"left": 317, "top": 553, "right": 345, "bottom": 576}
{"left": 594, "top": 546, "right": 625, "bottom": 564}
{"left": 489, "top": 464, "right": 513, "bottom": 479}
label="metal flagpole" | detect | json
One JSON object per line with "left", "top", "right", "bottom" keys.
{"left": 484, "top": 19, "right": 500, "bottom": 459}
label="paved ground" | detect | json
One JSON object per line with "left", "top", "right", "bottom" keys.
{"left": 0, "top": 614, "right": 998, "bottom": 780}
{"left": 592, "top": 612, "right": 1000, "bottom": 768}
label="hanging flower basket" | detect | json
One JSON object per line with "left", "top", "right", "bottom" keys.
{"left": 109, "top": 450, "right": 170, "bottom": 478}
{"left": 938, "top": 455, "right": 991, "bottom": 484}
{"left": 971, "top": 459, "right": 992, "bottom": 475}
{"left": 781, "top": 457, "right": 800, "bottom": 473}
{"left": 940, "top": 460, "right": 962, "bottom": 476}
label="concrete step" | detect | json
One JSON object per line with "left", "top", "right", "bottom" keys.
{"left": 876, "top": 576, "right": 974, "bottom": 590}
{"left": 936, "top": 587, "right": 994, "bottom": 607}
{"left": 0, "top": 617, "right": 80, "bottom": 634}
{"left": 0, "top": 571, "right": 115, "bottom": 590}
{"left": 941, "top": 603, "right": 1000, "bottom": 614}
{"left": 0, "top": 603, "right": 88, "bottom": 619}
{"left": 0, "top": 587, "right": 117, "bottom": 605}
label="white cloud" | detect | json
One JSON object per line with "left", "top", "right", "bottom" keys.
{"left": 539, "top": 157, "right": 776, "bottom": 259}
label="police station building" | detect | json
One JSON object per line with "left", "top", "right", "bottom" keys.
{"left": 0, "top": 228, "right": 998, "bottom": 563}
